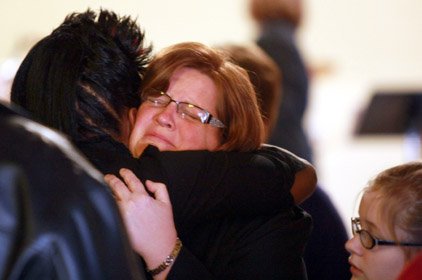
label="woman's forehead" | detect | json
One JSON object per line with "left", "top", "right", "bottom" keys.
{"left": 168, "top": 68, "right": 217, "bottom": 104}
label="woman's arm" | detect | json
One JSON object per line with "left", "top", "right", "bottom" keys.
{"left": 80, "top": 138, "right": 315, "bottom": 223}
{"left": 292, "top": 165, "right": 317, "bottom": 204}
{"left": 105, "top": 169, "right": 312, "bottom": 280}
{"left": 259, "top": 144, "right": 317, "bottom": 204}
{"left": 137, "top": 145, "right": 316, "bottom": 228}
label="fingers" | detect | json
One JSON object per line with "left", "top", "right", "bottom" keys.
{"left": 104, "top": 168, "right": 147, "bottom": 200}
{"left": 105, "top": 169, "right": 169, "bottom": 205}
{"left": 119, "top": 168, "right": 147, "bottom": 195}
{"left": 145, "top": 180, "right": 171, "bottom": 204}
{"left": 104, "top": 174, "right": 129, "bottom": 201}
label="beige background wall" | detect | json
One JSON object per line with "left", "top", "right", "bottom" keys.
{"left": 1, "top": 0, "right": 422, "bottom": 233}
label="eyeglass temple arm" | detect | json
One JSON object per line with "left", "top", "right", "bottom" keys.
{"left": 377, "top": 240, "right": 422, "bottom": 247}
{"left": 208, "top": 118, "right": 225, "bottom": 128}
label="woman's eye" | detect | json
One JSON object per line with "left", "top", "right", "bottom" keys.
{"left": 148, "top": 98, "right": 166, "bottom": 106}
{"left": 179, "top": 109, "right": 199, "bottom": 121}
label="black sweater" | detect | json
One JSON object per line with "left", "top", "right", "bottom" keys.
{"left": 76, "top": 136, "right": 312, "bottom": 279}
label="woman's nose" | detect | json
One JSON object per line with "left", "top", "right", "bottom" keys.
{"left": 155, "top": 103, "right": 177, "bottom": 129}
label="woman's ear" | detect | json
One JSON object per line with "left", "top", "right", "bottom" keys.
{"left": 128, "top": 107, "right": 138, "bottom": 130}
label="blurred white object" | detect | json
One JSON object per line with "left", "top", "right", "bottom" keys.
{"left": 0, "top": 57, "right": 21, "bottom": 102}
{"left": 404, "top": 129, "right": 421, "bottom": 160}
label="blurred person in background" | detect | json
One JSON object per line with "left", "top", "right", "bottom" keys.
{"left": 249, "top": 0, "right": 312, "bottom": 162}
{"left": 220, "top": 40, "right": 351, "bottom": 279}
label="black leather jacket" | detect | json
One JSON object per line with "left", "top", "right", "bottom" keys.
{"left": 0, "top": 102, "right": 145, "bottom": 280}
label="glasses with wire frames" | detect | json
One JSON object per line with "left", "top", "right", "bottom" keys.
{"left": 351, "top": 217, "right": 422, "bottom": 249}
{"left": 143, "top": 90, "right": 226, "bottom": 128}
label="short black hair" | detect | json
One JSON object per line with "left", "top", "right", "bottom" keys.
{"left": 11, "top": 9, "right": 151, "bottom": 141}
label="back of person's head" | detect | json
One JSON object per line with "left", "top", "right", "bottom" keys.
{"left": 365, "top": 161, "right": 422, "bottom": 259}
{"left": 249, "top": 0, "right": 303, "bottom": 26}
{"left": 217, "top": 43, "right": 282, "bottom": 140}
{"left": 140, "top": 41, "right": 265, "bottom": 152}
{"left": 11, "top": 9, "right": 151, "bottom": 142}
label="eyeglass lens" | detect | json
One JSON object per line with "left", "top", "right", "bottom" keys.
{"left": 145, "top": 90, "right": 225, "bottom": 128}
{"left": 359, "top": 230, "right": 375, "bottom": 249}
{"left": 351, "top": 218, "right": 375, "bottom": 249}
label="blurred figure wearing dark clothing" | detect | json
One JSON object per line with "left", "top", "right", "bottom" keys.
{"left": 229, "top": 5, "right": 352, "bottom": 276}
{"left": 300, "top": 188, "right": 350, "bottom": 279}
{"left": 250, "top": 0, "right": 313, "bottom": 163}
{"left": 258, "top": 21, "right": 313, "bottom": 162}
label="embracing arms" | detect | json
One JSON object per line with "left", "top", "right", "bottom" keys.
{"left": 136, "top": 144, "right": 316, "bottom": 223}
{"left": 104, "top": 144, "right": 316, "bottom": 278}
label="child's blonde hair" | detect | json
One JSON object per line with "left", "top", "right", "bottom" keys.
{"left": 364, "top": 161, "right": 422, "bottom": 259}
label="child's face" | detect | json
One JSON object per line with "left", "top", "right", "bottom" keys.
{"left": 345, "top": 191, "right": 407, "bottom": 280}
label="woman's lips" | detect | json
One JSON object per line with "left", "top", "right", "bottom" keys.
{"left": 144, "top": 132, "right": 174, "bottom": 148}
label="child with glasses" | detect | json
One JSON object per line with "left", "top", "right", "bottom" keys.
{"left": 346, "top": 161, "right": 422, "bottom": 280}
